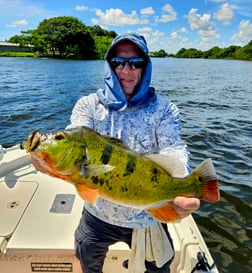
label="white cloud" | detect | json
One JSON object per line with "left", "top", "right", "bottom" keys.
{"left": 179, "top": 27, "right": 188, "bottom": 33}
{"left": 170, "top": 27, "right": 188, "bottom": 40}
{"left": 75, "top": 5, "right": 88, "bottom": 12}
{"left": 135, "top": 27, "right": 166, "bottom": 50}
{"left": 214, "top": 3, "right": 234, "bottom": 25}
{"left": 141, "top": 7, "right": 155, "bottom": 15}
{"left": 152, "top": 30, "right": 165, "bottom": 38}
{"left": 171, "top": 31, "right": 178, "bottom": 39}
{"left": 137, "top": 27, "right": 152, "bottom": 33}
{"left": 136, "top": 27, "right": 153, "bottom": 42}
{"left": 92, "top": 8, "right": 148, "bottom": 26}
{"left": 159, "top": 4, "right": 177, "bottom": 22}
{"left": 6, "top": 19, "right": 28, "bottom": 28}
{"left": 231, "top": 20, "right": 252, "bottom": 44}
{"left": 188, "top": 8, "right": 219, "bottom": 41}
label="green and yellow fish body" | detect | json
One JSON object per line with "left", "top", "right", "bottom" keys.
{"left": 22, "top": 127, "right": 219, "bottom": 222}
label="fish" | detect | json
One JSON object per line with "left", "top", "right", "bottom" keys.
{"left": 21, "top": 127, "right": 220, "bottom": 222}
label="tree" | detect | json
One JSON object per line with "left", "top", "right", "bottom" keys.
{"left": 175, "top": 48, "right": 187, "bottom": 57}
{"left": 202, "top": 46, "right": 222, "bottom": 59}
{"left": 235, "top": 40, "right": 252, "bottom": 59}
{"left": 36, "top": 16, "right": 96, "bottom": 59}
{"left": 93, "top": 35, "right": 114, "bottom": 59}
{"left": 175, "top": 48, "right": 202, "bottom": 58}
{"left": 89, "top": 25, "right": 117, "bottom": 38}
{"left": 8, "top": 31, "right": 33, "bottom": 46}
{"left": 150, "top": 49, "right": 168, "bottom": 57}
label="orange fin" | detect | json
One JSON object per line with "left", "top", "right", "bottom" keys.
{"left": 75, "top": 184, "right": 99, "bottom": 204}
{"left": 191, "top": 158, "right": 220, "bottom": 202}
{"left": 202, "top": 179, "right": 220, "bottom": 202}
{"left": 147, "top": 203, "right": 179, "bottom": 222}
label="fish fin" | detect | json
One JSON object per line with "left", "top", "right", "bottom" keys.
{"left": 191, "top": 158, "right": 220, "bottom": 202}
{"left": 80, "top": 164, "right": 114, "bottom": 176}
{"left": 147, "top": 202, "right": 179, "bottom": 222}
{"left": 75, "top": 184, "right": 98, "bottom": 204}
{"left": 202, "top": 179, "right": 219, "bottom": 202}
{"left": 146, "top": 154, "right": 186, "bottom": 177}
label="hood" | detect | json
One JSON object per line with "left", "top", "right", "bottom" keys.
{"left": 97, "top": 33, "right": 156, "bottom": 111}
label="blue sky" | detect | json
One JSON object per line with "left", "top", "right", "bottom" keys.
{"left": 1, "top": 0, "right": 251, "bottom": 53}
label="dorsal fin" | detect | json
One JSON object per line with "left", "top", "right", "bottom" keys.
{"left": 146, "top": 154, "right": 187, "bottom": 178}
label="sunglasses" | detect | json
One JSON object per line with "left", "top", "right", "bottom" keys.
{"left": 109, "top": 57, "right": 147, "bottom": 70}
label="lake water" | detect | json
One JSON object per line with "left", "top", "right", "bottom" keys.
{"left": 0, "top": 57, "right": 251, "bottom": 272}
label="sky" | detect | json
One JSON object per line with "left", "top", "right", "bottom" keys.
{"left": 0, "top": 0, "right": 252, "bottom": 53}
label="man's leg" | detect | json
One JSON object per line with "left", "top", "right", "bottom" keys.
{"left": 75, "top": 209, "right": 132, "bottom": 273}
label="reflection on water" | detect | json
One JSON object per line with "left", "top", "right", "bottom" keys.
{"left": 0, "top": 57, "right": 251, "bottom": 273}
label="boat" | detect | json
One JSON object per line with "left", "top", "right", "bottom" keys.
{"left": 0, "top": 144, "right": 219, "bottom": 273}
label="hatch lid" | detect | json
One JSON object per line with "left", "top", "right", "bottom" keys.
{"left": 0, "top": 181, "right": 38, "bottom": 238}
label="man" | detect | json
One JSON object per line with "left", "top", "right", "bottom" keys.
{"left": 67, "top": 33, "right": 200, "bottom": 273}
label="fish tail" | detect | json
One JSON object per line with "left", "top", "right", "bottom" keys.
{"left": 191, "top": 159, "right": 220, "bottom": 202}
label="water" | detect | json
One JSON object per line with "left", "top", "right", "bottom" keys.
{"left": 0, "top": 57, "right": 251, "bottom": 272}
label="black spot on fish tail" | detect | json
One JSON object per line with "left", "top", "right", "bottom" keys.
{"left": 123, "top": 154, "right": 136, "bottom": 176}
{"left": 100, "top": 144, "right": 113, "bottom": 164}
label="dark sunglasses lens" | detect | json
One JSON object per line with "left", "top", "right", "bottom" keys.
{"left": 128, "top": 58, "right": 146, "bottom": 69}
{"left": 110, "top": 57, "right": 146, "bottom": 69}
{"left": 110, "top": 57, "right": 125, "bottom": 68}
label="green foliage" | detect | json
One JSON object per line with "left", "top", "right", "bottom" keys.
{"left": 176, "top": 48, "right": 203, "bottom": 58}
{"left": 89, "top": 25, "right": 117, "bottom": 38}
{"left": 175, "top": 41, "right": 252, "bottom": 60}
{"left": 202, "top": 46, "right": 222, "bottom": 58}
{"left": 0, "top": 52, "right": 34, "bottom": 57}
{"left": 234, "top": 40, "right": 252, "bottom": 60}
{"left": 36, "top": 16, "right": 96, "bottom": 59}
{"left": 218, "top": 45, "right": 241, "bottom": 58}
{"left": 93, "top": 36, "right": 114, "bottom": 59}
{"left": 150, "top": 49, "right": 168, "bottom": 57}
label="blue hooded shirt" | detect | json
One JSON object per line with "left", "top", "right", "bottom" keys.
{"left": 67, "top": 33, "right": 189, "bottom": 229}
{"left": 97, "top": 33, "right": 156, "bottom": 111}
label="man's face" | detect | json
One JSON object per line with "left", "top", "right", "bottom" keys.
{"left": 113, "top": 42, "right": 144, "bottom": 99}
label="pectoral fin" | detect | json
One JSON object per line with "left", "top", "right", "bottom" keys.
{"left": 80, "top": 164, "right": 114, "bottom": 177}
{"left": 147, "top": 202, "right": 179, "bottom": 222}
{"left": 75, "top": 184, "right": 99, "bottom": 204}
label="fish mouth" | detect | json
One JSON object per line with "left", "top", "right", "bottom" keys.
{"left": 21, "top": 131, "right": 41, "bottom": 152}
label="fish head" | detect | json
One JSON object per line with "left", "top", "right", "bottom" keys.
{"left": 21, "top": 128, "right": 89, "bottom": 179}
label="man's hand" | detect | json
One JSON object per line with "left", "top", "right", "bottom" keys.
{"left": 171, "top": 196, "right": 200, "bottom": 219}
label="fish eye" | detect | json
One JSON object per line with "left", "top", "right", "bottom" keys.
{"left": 55, "top": 133, "right": 65, "bottom": 140}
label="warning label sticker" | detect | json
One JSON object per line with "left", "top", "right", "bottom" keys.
{"left": 31, "top": 263, "right": 73, "bottom": 272}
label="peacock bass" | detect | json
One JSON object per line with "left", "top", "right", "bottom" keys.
{"left": 21, "top": 127, "right": 220, "bottom": 222}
